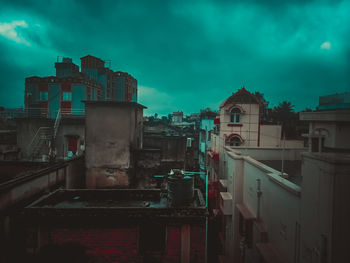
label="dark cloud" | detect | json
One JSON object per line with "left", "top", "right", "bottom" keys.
{"left": 0, "top": 0, "right": 349, "bottom": 114}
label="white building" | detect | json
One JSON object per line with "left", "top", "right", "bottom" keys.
{"left": 210, "top": 93, "right": 350, "bottom": 263}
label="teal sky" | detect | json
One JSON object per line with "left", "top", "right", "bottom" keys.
{"left": 0, "top": 0, "right": 349, "bottom": 115}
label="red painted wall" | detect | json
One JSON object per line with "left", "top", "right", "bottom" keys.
{"left": 48, "top": 224, "right": 205, "bottom": 263}
{"left": 51, "top": 228, "right": 139, "bottom": 263}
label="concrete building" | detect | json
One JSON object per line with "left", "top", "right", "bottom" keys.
{"left": 55, "top": 57, "right": 79, "bottom": 78}
{"left": 80, "top": 55, "right": 113, "bottom": 101}
{"left": 208, "top": 94, "right": 350, "bottom": 263}
{"left": 198, "top": 109, "right": 216, "bottom": 173}
{"left": 20, "top": 55, "right": 140, "bottom": 161}
{"left": 112, "top": 71, "right": 138, "bottom": 102}
{"left": 208, "top": 87, "right": 304, "bottom": 191}
{"left": 23, "top": 188, "right": 206, "bottom": 263}
{"left": 25, "top": 75, "right": 101, "bottom": 118}
{"left": 300, "top": 110, "right": 350, "bottom": 153}
{"left": 84, "top": 101, "right": 145, "bottom": 189}
{"left": 172, "top": 111, "right": 184, "bottom": 124}
{"left": 25, "top": 55, "right": 138, "bottom": 120}
{"left": 317, "top": 92, "right": 350, "bottom": 111}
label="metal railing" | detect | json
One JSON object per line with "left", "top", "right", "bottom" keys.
{"left": 26, "top": 127, "right": 52, "bottom": 159}
{"left": 0, "top": 108, "right": 85, "bottom": 119}
{"left": 53, "top": 109, "right": 61, "bottom": 139}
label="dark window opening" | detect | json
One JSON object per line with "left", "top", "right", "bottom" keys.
{"left": 139, "top": 223, "right": 166, "bottom": 253}
{"left": 229, "top": 136, "right": 242, "bottom": 147}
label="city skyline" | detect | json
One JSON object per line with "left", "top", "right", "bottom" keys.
{"left": 1, "top": 0, "right": 349, "bottom": 115}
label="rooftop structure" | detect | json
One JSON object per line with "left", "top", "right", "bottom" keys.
{"left": 23, "top": 188, "right": 207, "bottom": 262}
{"left": 317, "top": 92, "right": 350, "bottom": 111}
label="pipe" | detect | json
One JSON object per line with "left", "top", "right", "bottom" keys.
{"left": 256, "top": 179, "right": 262, "bottom": 220}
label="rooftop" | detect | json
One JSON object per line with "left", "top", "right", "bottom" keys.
{"left": 258, "top": 160, "right": 302, "bottom": 186}
{"left": 300, "top": 110, "right": 350, "bottom": 122}
{"left": 24, "top": 189, "right": 207, "bottom": 222}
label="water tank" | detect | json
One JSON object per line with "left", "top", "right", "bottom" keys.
{"left": 167, "top": 175, "right": 194, "bottom": 206}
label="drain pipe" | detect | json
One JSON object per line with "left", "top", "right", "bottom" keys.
{"left": 256, "top": 179, "right": 262, "bottom": 220}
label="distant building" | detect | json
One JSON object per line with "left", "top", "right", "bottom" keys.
{"left": 112, "top": 71, "right": 137, "bottom": 102}
{"left": 55, "top": 57, "right": 79, "bottom": 78}
{"left": 198, "top": 109, "right": 216, "bottom": 173}
{"left": 300, "top": 98, "right": 350, "bottom": 153}
{"left": 172, "top": 111, "right": 183, "bottom": 124}
{"left": 317, "top": 92, "right": 350, "bottom": 111}
{"left": 80, "top": 55, "right": 113, "bottom": 101}
{"left": 25, "top": 75, "right": 101, "bottom": 118}
{"left": 25, "top": 55, "right": 138, "bottom": 119}
{"left": 19, "top": 55, "right": 139, "bottom": 160}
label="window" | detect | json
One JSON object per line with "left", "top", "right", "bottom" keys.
{"left": 229, "top": 136, "right": 242, "bottom": 147}
{"left": 62, "top": 92, "right": 72, "bottom": 101}
{"left": 40, "top": 92, "right": 48, "bottom": 101}
{"left": 230, "top": 108, "right": 241, "bottom": 123}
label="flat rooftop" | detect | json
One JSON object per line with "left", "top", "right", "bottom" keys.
{"left": 258, "top": 160, "right": 302, "bottom": 186}
{"left": 24, "top": 189, "right": 207, "bottom": 223}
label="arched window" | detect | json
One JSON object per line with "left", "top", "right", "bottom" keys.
{"left": 229, "top": 136, "right": 242, "bottom": 146}
{"left": 230, "top": 108, "right": 241, "bottom": 123}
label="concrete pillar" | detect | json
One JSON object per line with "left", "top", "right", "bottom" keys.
{"left": 181, "top": 224, "right": 191, "bottom": 263}
{"left": 38, "top": 226, "right": 49, "bottom": 250}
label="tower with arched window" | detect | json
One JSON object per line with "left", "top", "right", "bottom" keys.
{"left": 219, "top": 87, "right": 261, "bottom": 148}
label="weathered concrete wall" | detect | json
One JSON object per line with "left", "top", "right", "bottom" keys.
{"left": 85, "top": 102, "right": 144, "bottom": 189}
{"left": 65, "top": 156, "right": 85, "bottom": 189}
{"left": 0, "top": 157, "right": 84, "bottom": 211}
{"left": 260, "top": 124, "right": 281, "bottom": 147}
{"left": 300, "top": 152, "right": 350, "bottom": 263}
{"left": 143, "top": 136, "right": 187, "bottom": 162}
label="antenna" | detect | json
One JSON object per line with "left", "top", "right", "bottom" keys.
{"left": 281, "top": 132, "right": 285, "bottom": 177}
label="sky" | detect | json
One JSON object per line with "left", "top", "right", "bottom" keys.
{"left": 0, "top": 0, "right": 349, "bottom": 115}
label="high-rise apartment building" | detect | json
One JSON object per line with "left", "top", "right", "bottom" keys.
{"left": 25, "top": 55, "right": 138, "bottom": 118}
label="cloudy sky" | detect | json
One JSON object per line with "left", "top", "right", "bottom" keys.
{"left": 0, "top": 0, "right": 349, "bottom": 115}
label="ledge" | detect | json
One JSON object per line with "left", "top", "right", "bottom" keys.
{"left": 267, "top": 172, "right": 301, "bottom": 197}
{"left": 227, "top": 123, "right": 243, "bottom": 127}
{"left": 236, "top": 203, "right": 255, "bottom": 220}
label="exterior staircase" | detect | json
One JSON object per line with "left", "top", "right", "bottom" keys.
{"left": 26, "top": 110, "right": 61, "bottom": 161}
{"left": 26, "top": 127, "right": 53, "bottom": 160}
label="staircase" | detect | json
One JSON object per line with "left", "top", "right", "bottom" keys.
{"left": 26, "top": 110, "right": 61, "bottom": 161}
{"left": 26, "top": 127, "right": 53, "bottom": 160}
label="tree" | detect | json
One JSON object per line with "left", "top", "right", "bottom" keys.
{"left": 272, "top": 101, "right": 298, "bottom": 137}
{"left": 273, "top": 101, "right": 295, "bottom": 121}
